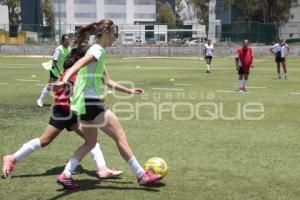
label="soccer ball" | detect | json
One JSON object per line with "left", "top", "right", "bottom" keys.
{"left": 144, "top": 157, "right": 168, "bottom": 178}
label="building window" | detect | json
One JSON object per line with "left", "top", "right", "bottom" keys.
{"left": 54, "top": 12, "right": 66, "bottom": 18}
{"left": 104, "top": 13, "right": 126, "bottom": 18}
{"left": 134, "top": 13, "right": 155, "bottom": 19}
{"left": 74, "top": 0, "right": 96, "bottom": 4}
{"left": 74, "top": 12, "right": 96, "bottom": 18}
{"left": 104, "top": 0, "right": 126, "bottom": 5}
{"left": 134, "top": 0, "right": 155, "bottom": 5}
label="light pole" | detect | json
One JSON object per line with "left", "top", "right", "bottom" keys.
{"left": 58, "top": 0, "right": 61, "bottom": 41}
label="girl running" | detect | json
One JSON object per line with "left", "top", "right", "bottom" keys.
{"left": 37, "top": 34, "right": 71, "bottom": 107}
{"left": 53, "top": 19, "right": 161, "bottom": 189}
{"left": 203, "top": 39, "right": 214, "bottom": 73}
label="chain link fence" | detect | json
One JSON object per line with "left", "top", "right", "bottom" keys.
{"left": 0, "top": 22, "right": 299, "bottom": 46}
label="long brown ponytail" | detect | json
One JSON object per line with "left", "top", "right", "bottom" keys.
{"left": 75, "top": 19, "right": 114, "bottom": 45}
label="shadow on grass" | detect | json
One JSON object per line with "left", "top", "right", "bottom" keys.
{"left": 10, "top": 165, "right": 98, "bottom": 179}
{"left": 49, "top": 178, "right": 162, "bottom": 200}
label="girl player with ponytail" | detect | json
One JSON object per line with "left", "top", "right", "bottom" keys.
{"left": 54, "top": 19, "right": 162, "bottom": 189}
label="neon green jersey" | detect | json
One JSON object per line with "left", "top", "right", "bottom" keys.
{"left": 51, "top": 45, "right": 71, "bottom": 77}
{"left": 71, "top": 44, "right": 106, "bottom": 115}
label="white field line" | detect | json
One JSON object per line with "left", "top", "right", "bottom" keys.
{"left": 215, "top": 90, "right": 236, "bottom": 93}
{"left": 0, "top": 83, "right": 8, "bottom": 85}
{"left": 174, "top": 83, "right": 198, "bottom": 86}
{"left": 232, "top": 86, "right": 267, "bottom": 89}
{"left": 16, "top": 79, "right": 40, "bottom": 82}
{"left": 290, "top": 92, "right": 300, "bottom": 95}
{"left": 152, "top": 88, "right": 184, "bottom": 91}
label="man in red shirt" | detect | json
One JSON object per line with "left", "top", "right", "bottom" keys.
{"left": 235, "top": 39, "right": 254, "bottom": 92}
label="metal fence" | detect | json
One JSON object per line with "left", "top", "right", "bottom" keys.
{"left": 0, "top": 22, "right": 299, "bottom": 46}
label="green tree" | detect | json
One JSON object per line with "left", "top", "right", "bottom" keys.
{"left": 224, "top": 0, "right": 298, "bottom": 23}
{"left": 188, "top": 0, "right": 210, "bottom": 24}
{"left": 156, "top": 1, "right": 176, "bottom": 24}
{"left": 41, "top": 0, "right": 55, "bottom": 26}
{"left": 0, "top": 0, "right": 20, "bottom": 24}
{"left": 175, "top": 0, "right": 184, "bottom": 24}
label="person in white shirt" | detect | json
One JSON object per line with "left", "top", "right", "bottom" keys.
{"left": 269, "top": 37, "right": 290, "bottom": 79}
{"left": 203, "top": 39, "right": 214, "bottom": 73}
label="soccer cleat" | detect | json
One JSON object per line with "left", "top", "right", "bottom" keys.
{"left": 278, "top": 75, "right": 282, "bottom": 80}
{"left": 57, "top": 173, "right": 79, "bottom": 190}
{"left": 242, "top": 86, "right": 247, "bottom": 92}
{"left": 137, "top": 171, "right": 162, "bottom": 186}
{"left": 2, "top": 155, "right": 16, "bottom": 179}
{"left": 206, "top": 70, "right": 211, "bottom": 73}
{"left": 285, "top": 75, "right": 288, "bottom": 80}
{"left": 36, "top": 98, "right": 43, "bottom": 107}
{"left": 96, "top": 167, "right": 123, "bottom": 179}
{"left": 239, "top": 87, "right": 244, "bottom": 93}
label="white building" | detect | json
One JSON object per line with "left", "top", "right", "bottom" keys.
{"left": 54, "top": 0, "right": 156, "bottom": 34}
{"left": 280, "top": 0, "right": 300, "bottom": 39}
{"left": 0, "top": 5, "right": 9, "bottom": 31}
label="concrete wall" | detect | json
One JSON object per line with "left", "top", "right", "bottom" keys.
{"left": 1, "top": 44, "right": 300, "bottom": 56}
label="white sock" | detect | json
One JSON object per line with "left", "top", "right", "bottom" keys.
{"left": 206, "top": 64, "right": 210, "bottom": 71}
{"left": 278, "top": 73, "right": 281, "bottom": 77}
{"left": 89, "top": 143, "right": 106, "bottom": 169}
{"left": 128, "top": 156, "right": 144, "bottom": 177}
{"left": 238, "top": 80, "right": 243, "bottom": 88}
{"left": 13, "top": 138, "right": 41, "bottom": 161}
{"left": 63, "top": 157, "right": 79, "bottom": 178}
{"left": 38, "top": 86, "right": 49, "bottom": 100}
{"left": 243, "top": 80, "right": 247, "bottom": 87}
{"left": 285, "top": 73, "right": 288, "bottom": 77}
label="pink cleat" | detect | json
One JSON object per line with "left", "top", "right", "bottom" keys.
{"left": 2, "top": 155, "right": 16, "bottom": 179}
{"left": 97, "top": 167, "right": 123, "bottom": 179}
{"left": 138, "top": 171, "right": 162, "bottom": 186}
{"left": 57, "top": 173, "right": 79, "bottom": 190}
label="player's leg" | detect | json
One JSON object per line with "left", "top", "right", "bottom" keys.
{"left": 205, "top": 57, "right": 211, "bottom": 73}
{"left": 282, "top": 60, "right": 288, "bottom": 79}
{"left": 237, "top": 67, "right": 244, "bottom": 91}
{"left": 37, "top": 72, "right": 57, "bottom": 107}
{"left": 99, "top": 109, "right": 161, "bottom": 186}
{"left": 243, "top": 73, "right": 249, "bottom": 92}
{"left": 57, "top": 124, "right": 98, "bottom": 189}
{"left": 276, "top": 62, "right": 281, "bottom": 79}
{"left": 70, "top": 123, "right": 123, "bottom": 179}
{"left": 2, "top": 125, "right": 61, "bottom": 178}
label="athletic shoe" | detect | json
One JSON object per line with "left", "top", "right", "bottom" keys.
{"left": 36, "top": 98, "right": 43, "bottom": 107}
{"left": 285, "top": 75, "right": 288, "bottom": 80}
{"left": 242, "top": 86, "right": 247, "bottom": 92}
{"left": 57, "top": 173, "right": 79, "bottom": 190}
{"left": 137, "top": 171, "right": 162, "bottom": 186}
{"left": 97, "top": 167, "right": 123, "bottom": 179}
{"left": 206, "top": 70, "right": 211, "bottom": 73}
{"left": 278, "top": 75, "right": 282, "bottom": 79}
{"left": 239, "top": 87, "right": 244, "bottom": 93}
{"left": 3, "top": 155, "right": 16, "bottom": 179}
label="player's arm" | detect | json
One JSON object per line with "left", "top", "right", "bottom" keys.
{"left": 285, "top": 44, "right": 290, "bottom": 56}
{"left": 250, "top": 48, "right": 254, "bottom": 68}
{"left": 52, "top": 54, "right": 96, "bottom": 90}
{"left": 104, "top": 69, "right": 144, "bottom": 94}
{"left": 269, "top": 45, "right": 276, "bottom": 55}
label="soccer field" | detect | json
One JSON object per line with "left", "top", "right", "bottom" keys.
{"left": 0, "top": 55, "right": 300, "bottom": 200}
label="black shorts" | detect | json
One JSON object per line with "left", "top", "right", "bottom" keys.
{"left": 238, "top": 66, "right": 250, "bottom": 75}
{"left": 49, "top": 70, "right": 58, "bottom": 83}
{"left": 49, "top": 105, "right": 78, "bottom": 131}
{"left": 205, "top": 56, "right": 212, "bottom": 59}
{"left": 275, "top": 56, "right": 285, "bottom": 63}
{"left": 79, "top": 99, "right": 107, "bottom": 121}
